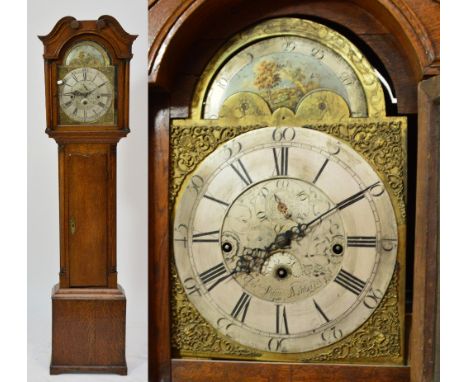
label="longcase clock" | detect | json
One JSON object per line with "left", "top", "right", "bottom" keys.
{"left": 39, "top": 15, "right": 137, "bottom": 375}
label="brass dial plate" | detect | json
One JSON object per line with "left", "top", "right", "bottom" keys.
{"left": 173, "top": 126, "right": 398, "bottom": 354}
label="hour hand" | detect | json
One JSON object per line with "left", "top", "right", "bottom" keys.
{"left": 266, "top": 224, "right": 307, "bottom": 251}
{"left": 63, "top": 90, "right": 85, "bottom": 97}
{"left": 234, "top": 247, "right": 268, "bottom": 274}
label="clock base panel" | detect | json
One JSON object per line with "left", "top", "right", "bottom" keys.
{"left": 172, "top": 359, "right": 410, "bottom": 382}
{"left": 50, "top": 284, "right": 127, "bottom": 375}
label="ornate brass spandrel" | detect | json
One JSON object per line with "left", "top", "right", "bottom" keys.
{"left": 170, "top": 118, "right": 407, "bottom": 222}
{"left": 171, "top": 262, "right": 402, "bottom": 364}
{"left": 170, "top": 262, "right": 262, "bottom": 358}
{"left": 191, "top": 18, "right": 386, "bottom": 119}
{"left": 301, "top": 270, "right": 402, "bottom": 363}
{"left": 169, "top": 117, "right": 406, "bottom": 364}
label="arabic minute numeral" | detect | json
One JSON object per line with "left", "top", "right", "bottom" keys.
{"left": 189, "top": 175, "right": 204, "bottom": 195}
{"left": 268, "top": 337, "right": 286, "bottom": 352}
{"left": 321, "top": 326, "right": 343, "bottom": 342}
{"left": 174, "top": 224, "right": 188, "bottom": 248}
{"left": 340, "top": 72, "right": 355, "bottom": 86}
{"left": 310, "top": 47, "right": 325, "bottom": 59}
{"left": 363, "top": 288, "right": 384, "bottom": 309}
{"left": 256, "top": 210, "right": 267, "bottom": 222}
{"left": 223, "top": 141, "right": 242, "bottom": 160}
{"left": 282, "top": 39, "right": 296, "bottom": 52}
{"left": 183, "top": 277, "right": 201, "bottom": 296}
{"left": 272, "top": 127, "right": 296, "bottom": 142}
{"left": 215, "top": 77, "right": 228, "bottom": 89}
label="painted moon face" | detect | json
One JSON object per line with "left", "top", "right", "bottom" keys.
{"left": 203, "top": 36, "right": 367, "bottom": 119}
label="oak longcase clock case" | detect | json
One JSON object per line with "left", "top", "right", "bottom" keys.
{"left": 39, "top": 15, "right": 136, "bottom": 375}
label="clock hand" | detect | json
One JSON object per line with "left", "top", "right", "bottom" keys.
{"left": 274, "top": 194, "right": 292, "bottom": 219}
{"left": 234, "top": 247, "right": 269, "bottom": 274}
{"left": 306, "top": 181, "right": 380, "bottom": 229}
{"left": 63, "top": 90, "right": 84, "bottom": 97}
{"left": 265, "top": 181, "right": 381, "bottom": 251}
{"left": 232, "top": 183, "right": 380, "bottom": 274}
{"left": 85, "top": 82, "right": 108, "bottom": 96}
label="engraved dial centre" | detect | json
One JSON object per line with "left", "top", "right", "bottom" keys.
{"left": 221, "top": 177, "right": 346, "bottom": 303}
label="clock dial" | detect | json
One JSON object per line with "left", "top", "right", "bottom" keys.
{"left": 173, "top": 126, "right": 398, "bottom": 353}
{"left": 203, "top": 36, "right": 367, "bottom": 119}
{"left": 58, "top": 67, "right": 114, "bottom": 124}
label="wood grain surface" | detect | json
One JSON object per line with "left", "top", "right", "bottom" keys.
{"left": 172, "top": 359, "right": 410, "bottom": 382}
{"left": 147, "top": 2, "right": 440, "bottom": 381}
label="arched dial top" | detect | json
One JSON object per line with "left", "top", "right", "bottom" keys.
{"left": 192, "top": 18, "right": 386, "bottom": 120}
{"left": 58, "top": 41, "right": 116, "bottom": 125}
{"left": 204, "top": 36, "right": 366, "bottom": 119}
{"left": 173, "top": 126, "right": 398, "bottom": 353}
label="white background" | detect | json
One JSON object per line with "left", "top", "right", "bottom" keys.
{"left": 26, "top": 1, "right": 148, "bottom": 381}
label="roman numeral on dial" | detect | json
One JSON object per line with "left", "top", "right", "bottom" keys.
{"left": 231, "top": 292, "right": 252, "bottom": 322}
{"left": 273, "top": 147, "right": 289, "bottom": 176}
{"left": 347, "top": 236, "right": 377, "bottom": 247}
{"left": 334, "top": 269, "right": 366, "bottom": 295}
{"left": 276, "top": 305, "right": 290, "bottom": 335}
{"left": 313, "top": 299, "right": 330, "bottom": 323}
{"left": 192, "top": 230, "right": 219, "bottom": 243}
{"left": 199, "top": 263, "right": 230, "bottom": 291}
{"left": 203, "top": 194, "right": 229, "bottom": 207}
{"left": 230, "top": 159, "right": 253, "bottom": 186}
{"left": 313, "top": 158, "right": 328, "bottom": 184}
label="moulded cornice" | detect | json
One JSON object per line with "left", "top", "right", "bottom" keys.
{"left": 147, "top": 0, "right": 439, "bottom": 83}
{"left": 39, "top": 15, "right": 137, "bottom": 60}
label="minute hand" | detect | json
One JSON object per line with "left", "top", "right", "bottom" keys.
{"left": 263, "top": 182, "right": 380, "bottom": 252}
{"left": 304, "top": 181, "right": 380, "bottom": 230}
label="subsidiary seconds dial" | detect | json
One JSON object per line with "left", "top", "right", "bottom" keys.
{"left": 173, "top": 127, "right": 398, "bottom": 353}
{"left": 59, "top": 67, "right": 113, "bottom": 123}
